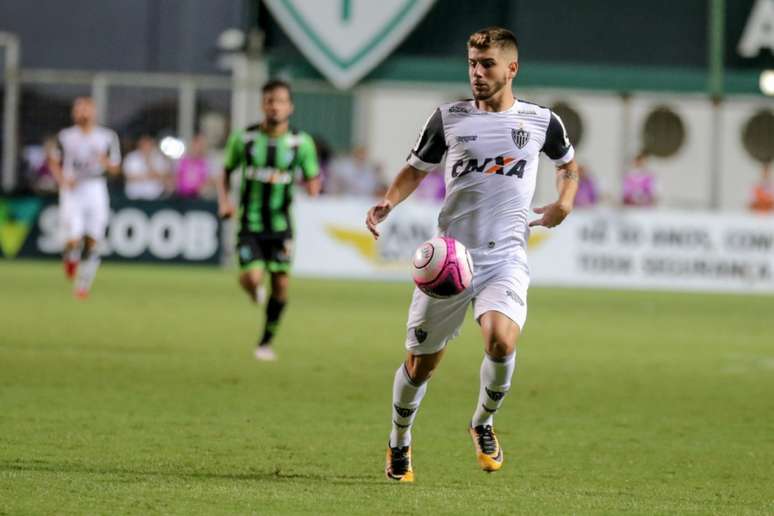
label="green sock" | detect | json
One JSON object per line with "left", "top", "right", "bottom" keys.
{"left": 260, "top": 297, "right": 286, "bottom": 346}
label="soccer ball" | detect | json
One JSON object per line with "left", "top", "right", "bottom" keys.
{"left": 412, "top": 236, "right": 474, "bottom": 298}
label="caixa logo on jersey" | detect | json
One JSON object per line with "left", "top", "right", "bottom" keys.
{"left": 36, "top": 202, "right": 221, "bottom": 263}
{"left": 244, "top": 167, "right": 293, "bottom": 185}
{"left": 451, "top": 156, "right": 527, "bottom": 179}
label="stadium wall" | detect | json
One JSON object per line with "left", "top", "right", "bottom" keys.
{"left": 290, "top": 197, "right": 774, "bottom": 294}
{"left": 4, "top": 195, "right": 773, "bottom": 294}
{"left": 0, "top": 196, "right": 221, "bottom": 264}
{"left": 353, "top": 85, "right": 772, "bottom": 211}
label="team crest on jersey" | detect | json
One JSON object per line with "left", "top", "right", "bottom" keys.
{"left": 512, "top": 128, "right": 530, "bottom": 149}
{"left": 281, "top": 148, "right": 296, "bottom": 165}
{"left": 239, "top": 245, "right": 253, "bottom": 262}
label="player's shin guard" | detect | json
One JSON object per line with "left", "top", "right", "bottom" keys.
{"left": 471, "top": 351, "right": 516, "bottom": 427}
{"left": 390, "top": 363, "right": 428, "bottom": 448}
{"left": 259, "top": 297, "right": 286, "bottom": 346}
{"left": 74, "top": 248, "right": 101, "bottom": 295}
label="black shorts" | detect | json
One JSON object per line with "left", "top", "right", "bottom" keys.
{"left": 237, "top": 233, "right": 293, "bottom": 273}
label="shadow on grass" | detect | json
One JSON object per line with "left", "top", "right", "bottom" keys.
{"left": 0, "top": 458, "right": 384, "bottom": 485}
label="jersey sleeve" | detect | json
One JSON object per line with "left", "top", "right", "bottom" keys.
{"left": 541, "top": 111, "right": 575, "bottom": 165}
{"left": 53, "top": 131, "right": 64, "bottom": 163}
{"left": 222, "top": 131, "right": 245, "bottom": 173}
{"left": 406, "top": 108, "right": 447, "bottom": 171}
{"left": 297, "top": 133, "right": 320, "bottom": 180}
{"left": 107, "top": 130, "right": 121, "bottom": 166}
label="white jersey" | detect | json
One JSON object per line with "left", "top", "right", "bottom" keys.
{"left": 406, "top": 99, "right": 574, "bottom": 269}
{"left": 57, "top": 125, "right": 121, "bottom": 185}
{"left": 56, "top": 125, "right": 120, "bottom": 241}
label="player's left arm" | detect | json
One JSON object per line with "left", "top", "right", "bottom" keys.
{"left": 100, "top": 131, "right": 122, "bottom": 176}
{"left": 49, "top": 132, "right": 69, "bottom": 189}
{"left": 530, "top": 111, "right": 578, "bottom": 228}
{"left": 529, "top": 159, "right": 579, "bottom": 228}
{"left": 298, "top": 133, "right": 321, "bottom": 197}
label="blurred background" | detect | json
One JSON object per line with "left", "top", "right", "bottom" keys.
{"left": 1, "top": 0, "right": 773, "bottom": 292}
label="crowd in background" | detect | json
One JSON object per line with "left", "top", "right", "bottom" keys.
{"left": 21, "top": 132, "right": 394, "bottom": 202}
{"left": 19, "top": 133, "right": 774, "bottom": 214}
{"left": 574, "top": 153, "right": 774, "bottom": 213}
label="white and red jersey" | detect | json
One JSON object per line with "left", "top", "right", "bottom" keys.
{"left": 57, "top": 125, "right": 121, "bottom": 185}
{"left": 406, "top": 99, "right": 574, "bottom": 269}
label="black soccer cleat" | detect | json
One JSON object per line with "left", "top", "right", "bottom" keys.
{"left": 469, "top": 424, "right": 503, "bottom": 472}
{"left": 385, "top": 444, "right": 415, "bottom": 482}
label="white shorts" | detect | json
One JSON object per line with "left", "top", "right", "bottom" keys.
{"left": 405, "top": 261, "right": 529, "bottom": 355}
{"left": 59, "top": 180, "right": 110, "bottom": 241}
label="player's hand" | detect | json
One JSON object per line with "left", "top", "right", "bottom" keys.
{"left": 98, "top": 153, "right": 113, "bottom": 171}
{"left": 60, "top": 177, "right": 76, "bottom": 190}
{"left": 218, "top": 199, "right": 235, "bottom": 219}
{"left": 366, "top": 200, "right": 393, "bottom": 239}
{"left": 528, "top": 202, "right": 572, "bottom": 228}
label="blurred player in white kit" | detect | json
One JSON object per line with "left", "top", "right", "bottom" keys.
{"left": 49, "top": 97, "right": 121, "bottom": 299}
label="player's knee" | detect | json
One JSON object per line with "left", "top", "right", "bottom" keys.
{"left": 239, "top": 273, "right": 258, "bottom": 291}
{"left": 405, "top": 362, "right": 432, "bottom": 384}
{"left": 485, "top": 336, "right": 515, "bottom": 359}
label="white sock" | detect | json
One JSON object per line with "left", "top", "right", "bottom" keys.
{"left": 471, "top": 351, "right": 516, "bottom": 428}
{"left": 389, "top": 363, "right": 428, "bottom": 448}
{"left": 255, "top": 284, "right": 267, "bottom": 304}
{"left": 75, "top": 250, "right": 101, "bottom": 292}
{"left": 65, "top": 247, "right": 80, "bottom": 263}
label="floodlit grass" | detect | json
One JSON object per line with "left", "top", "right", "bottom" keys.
{"left": 1, "top": 260, "right": 772, "bottom": 514}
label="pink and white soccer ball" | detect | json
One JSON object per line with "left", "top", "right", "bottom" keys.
{"left": 412, "top": 236, "right": 474, "bottom": 298}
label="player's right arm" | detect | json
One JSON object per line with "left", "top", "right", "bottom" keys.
{"left": 366, "top": 108, "right": 447, "bottom": 239}
{"left": 48, "top": 132, "right": 73, "bottom": 190}
{"left": 366, "top": 164, "right": 427, "bottom": 238}
{"left": 217, "top": 131, "right": 244, "bottom": 219}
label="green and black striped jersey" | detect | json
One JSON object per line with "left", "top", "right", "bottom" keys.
{"left": 223, "top": 124, "right": 319, "bottom": 237}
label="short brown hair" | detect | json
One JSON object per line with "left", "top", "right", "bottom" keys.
{"left": 468, "top": 27, "right": 519, "bottom": 57}
{"left": 262, "top": 79, "right": 292, "bottom": 100}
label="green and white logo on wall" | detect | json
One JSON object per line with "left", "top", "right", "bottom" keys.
{"left": 0, "top": 198, "right": 42, "bottom": 258}
{"left": 264, "top": 0, "right": 436, "bottom": 89}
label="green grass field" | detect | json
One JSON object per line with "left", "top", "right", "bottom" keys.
{"left": 1, "top": 260, "right": 772, "bottom": 515}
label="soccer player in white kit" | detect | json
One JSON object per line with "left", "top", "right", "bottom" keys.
{"left": 49, "top": 97, "right": 121, "bottom": 299}
{"left": 366, "top": 27, "right": 579, "bottom": 482}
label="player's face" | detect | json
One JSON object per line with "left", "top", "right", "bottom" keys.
{"left": 72, "top": 98, "right": 96, "bottom": 126}
{"left": 262, "top": 88, "right": 293, "bottom": 126}
{"left": 468, "top": 46, "right": 517, "bottom": 101}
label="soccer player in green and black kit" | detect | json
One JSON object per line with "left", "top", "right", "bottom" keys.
{"left": 217, "top": 80, "right": 321, "bottom": 361}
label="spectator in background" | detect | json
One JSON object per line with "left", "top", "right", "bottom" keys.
{"left": 24, "top": 136, "right": 59, "bottom": 195}
{"left": 175, "top": 133, "right": 212, "bottom": 198}
{"left": 123, "top": 135, "right": 170, "bottom": 200}
{"left": 573, "top": 163, "right": 599, "bottom": 208}
{"left": 327, "top": 145, "right": 386, "bottom": 197}
{"left": 749, "top": 161, "right": 774, "bottom": 213}
{"left": 622, "top": 152, "right": 657, "bottom": 207}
